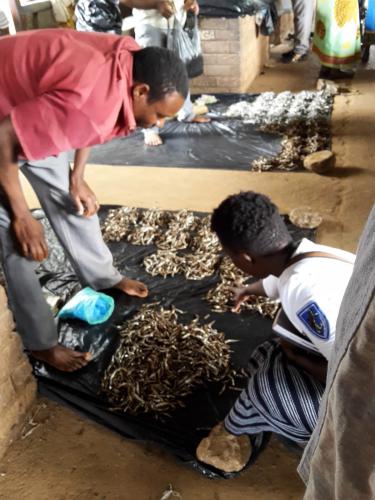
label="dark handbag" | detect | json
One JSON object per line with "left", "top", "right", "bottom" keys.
{"left": 167, "top": 12, "right": 204, "bottom": 78}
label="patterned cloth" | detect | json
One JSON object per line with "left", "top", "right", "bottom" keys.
{"left": 0, "top": 8, "right": 9, "bottom": 30}
{"left": 313, "top": 0, "right": 361, "bottom": 69}
{"left": 224, "top": 340, "right": 325, "bottom": 444}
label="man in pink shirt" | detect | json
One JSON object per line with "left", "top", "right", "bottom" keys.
{"left": 0, "top": 28, "right": 188, "bottom": 372}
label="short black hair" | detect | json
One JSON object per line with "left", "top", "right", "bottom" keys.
{"left": 211, "top": 191, "right": 292, "bottom": 256}
{"left": 133, "top": 47, "right": 189, "bottom": 103}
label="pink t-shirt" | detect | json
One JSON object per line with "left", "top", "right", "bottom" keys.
{"left": 0, "top": 29, "right": 140, "bottom": 160}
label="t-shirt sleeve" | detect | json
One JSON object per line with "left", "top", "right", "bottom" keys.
{"left": 11, "top": 91, "right": 100, "bottom": 160}
{"left": 262, "top": 275, "right": 279, "bottom": 299}
{"left": 283, "top": 279, "right": 336, "bottom": 360}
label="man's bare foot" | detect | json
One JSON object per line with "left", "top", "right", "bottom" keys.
{"left": 114, "top": 277, "right": 148, "bottom": 298}
{"left": 31, "top": 345, "right": 92, "bottom": 372}
{"left": 196, "top": 422, "right": 252, "bottom": 473}
{"left": 191, "top": 115, "right": 211, "bottom": 123}
{"left": 144, "top": 131, "right": 163, "bottom": 147}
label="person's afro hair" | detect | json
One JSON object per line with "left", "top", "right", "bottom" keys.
{"left": 211, "top": 191, "right": 292, "bottom": 255}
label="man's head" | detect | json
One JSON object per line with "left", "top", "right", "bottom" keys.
{"left": 132, "top": 47, "right": 188, "bottom": 128}
{"left": 211, "top": 191, "right": 293, "bottom": 279}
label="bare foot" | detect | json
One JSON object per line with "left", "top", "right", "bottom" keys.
{"left": 191, "top": 115, "right": 211, "bottom": 123}
{"left": 31, "top": 345, "right": 92, "bottom": 372}
{"left": 114, "top": 277, "right": 148, "bottom": 298}
{"left": 144, "top": 131, "right": 163, "bottom": 147}
{"left": 196, "top": 422, "right": 252, "bottom": 473}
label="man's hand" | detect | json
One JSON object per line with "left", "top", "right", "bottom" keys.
{"left": 12, "top": 215, "right": 48, "bottom": 261}
{"left": 184, "top": 0, "right": 199, "bottom": 14}
{"left": 70, "top": 176, "right": 99, "bottom": 218}
{"left": 157, "top": 0, "right": 175, "bottom": 18}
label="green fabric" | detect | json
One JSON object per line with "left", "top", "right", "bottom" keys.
{"left": 313, "top": 0, "right": 361, "bottom": 69}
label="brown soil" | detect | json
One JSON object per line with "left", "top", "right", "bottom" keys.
{"left": 1, "top": 51, "right": 374, "bottom": 500}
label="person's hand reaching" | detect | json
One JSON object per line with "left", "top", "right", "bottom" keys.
{"left": 157, "top": 0, "right": 175, "bottom": 18}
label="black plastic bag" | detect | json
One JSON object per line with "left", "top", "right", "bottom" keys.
{"left": 167, "top": 13, "right": 204, "bottom": 78}
{"left": 198, "top": 0, "right": 275, "bottom": 18}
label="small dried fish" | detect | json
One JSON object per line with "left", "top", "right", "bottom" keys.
{"left": 206, "top": 257, "right": 279, "bottom": 318}
{"left": 224, "top": 90, "right": 333, "bottom": 172}
{"left": 102, "top": 305, "right": 239, "bottom": 415}
{"left": 101, "top": 207, "right": 139, "bottom": 242}
{"left": 143, "top": 251, "right": 184, "bottom": 278}
{"left": 157, "top": 210, "right": 199, "bottom": 250}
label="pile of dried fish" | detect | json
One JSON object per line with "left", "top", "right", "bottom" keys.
{"left": 128, "top": 209, "right": 168, "bottom": 246}
{"left": 143, "top": 250, "right": 185, "bottom": 278}
{"left": 190, "top": 215, "right": 221, "bottom": 254}
{"left": 102, "top": 305, "right": 237, "bottom": 415}
{"left": 102, "top": 207, "right": 222, "bottom": 280}
{"left": 224, "top": 91, "right": 333, "bottom": 171}
{"left": 142, "top": 213, "right": 221, "bottom": 280}
{"left": 143, "top": 251, "right": 220, "bottom": 280}
{"left": 102, "top": 207, "right": 140, "bottom": 242}
{"left": 157, "top": 210, "right": 199, "bottom": 250}
{"left": 206, "top": 257, "right": 279, "bottom": 318}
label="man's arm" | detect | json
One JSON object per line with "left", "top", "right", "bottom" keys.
{"left": 0, "top": 117, "right": 48, "bottom": 261}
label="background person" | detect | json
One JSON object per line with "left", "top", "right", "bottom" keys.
{"left": 313, "top": 0, "right": 361, "bottom": 79}
{"left": 128, "top": 0, "right": 210, "bottom": 146}
{"left": 282, "top": 0, "right": 314, "bottom": 63}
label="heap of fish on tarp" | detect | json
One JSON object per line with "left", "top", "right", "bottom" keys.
{"left": 224, "top": 90, "right": 334, "bottom": 171}
{"left": 100, "top": 208, "right": 279, "bottom": 415}
{"left": 102, "top": 304, "right": 245, "bottom": 415}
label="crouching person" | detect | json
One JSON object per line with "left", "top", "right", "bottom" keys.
{"left": 197, "top": 191, "right": 355, "bottom": 472}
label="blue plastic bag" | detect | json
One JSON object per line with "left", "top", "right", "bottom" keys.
{"left": 58, "top": 287, "right": 115, "bottom": 325}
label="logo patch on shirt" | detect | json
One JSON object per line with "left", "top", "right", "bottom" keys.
{"left": 297, "top": 301, "right": 330, "bottom": 340}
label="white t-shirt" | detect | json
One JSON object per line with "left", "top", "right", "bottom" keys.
{"left": 133, "top": 0, "right": 186, "bottom": 30}
{"left": 262, "top": 238, "right": 355, "bottom": 360}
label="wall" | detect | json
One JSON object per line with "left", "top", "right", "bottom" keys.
{"left": 191, "top": 16, "right": 269, "bottom": 94}
{"left": 0, "top": 287, "right": 37, "bottom": 460}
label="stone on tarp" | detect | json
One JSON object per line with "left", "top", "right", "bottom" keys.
{"left": 303, "top": 150, "right": 335, "bottom": 174}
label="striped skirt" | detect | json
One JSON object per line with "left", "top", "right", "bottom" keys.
{"left": 225, "top": 340, "right": 325, "bottom": 444}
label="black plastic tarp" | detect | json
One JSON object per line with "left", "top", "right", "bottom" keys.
{"left": 33, "top": 206, "right": 314, "bottom": 478}
{"left": 198, "top": 0, "right": 277, "bottom": 35}
{"left": 79, "top": 94, "right": 282, "bottom": 171}
{"left": 199, "top": 0, "right": 275, "bottom": 18}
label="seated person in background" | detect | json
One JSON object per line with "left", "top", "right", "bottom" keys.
{"left": 196, "top": 191, "right": 355, "bottom": 473}
{"left": 125, "top": 0, "right": 210, "bottom": 146}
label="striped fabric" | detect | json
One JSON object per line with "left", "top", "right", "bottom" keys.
{"left": 225, "top": 340, "right": 325, "bottom": 444}
{"left": 0, "top": 9, "right": 9, "bottom": 30}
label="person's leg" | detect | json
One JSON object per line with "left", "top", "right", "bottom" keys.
{"left": 283, "top": 0, "right": 314, "bottom": 61}
{"left": 293, "top": 0, "right": 314, "bottom": 53}
{"left": 0, "top": 192, "right": 90, "bottom": 371}
{"left": 0, "top": 203, "right": 56, "bottom": 351}
{"left": 177, "top": 91, "right": 195, "bottom": 122}
{"left": 197, "top": 341, "right": 324, "bottom": 472}
{"left": 135, "top": 24, "right": 167, "bottom": 146}
{"left": 177, "top": 91, "right": 211, "bottom": 124}
{"left": 21, "top": 154, "right": 147, "bottom": 297}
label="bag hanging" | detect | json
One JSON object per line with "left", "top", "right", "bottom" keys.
{"left": 167, "top": 12, "right": 204, "bottom": 78}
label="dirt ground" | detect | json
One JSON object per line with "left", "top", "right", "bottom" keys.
{"left": 0, "top": 49, "right": 374, "bottom": 500}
